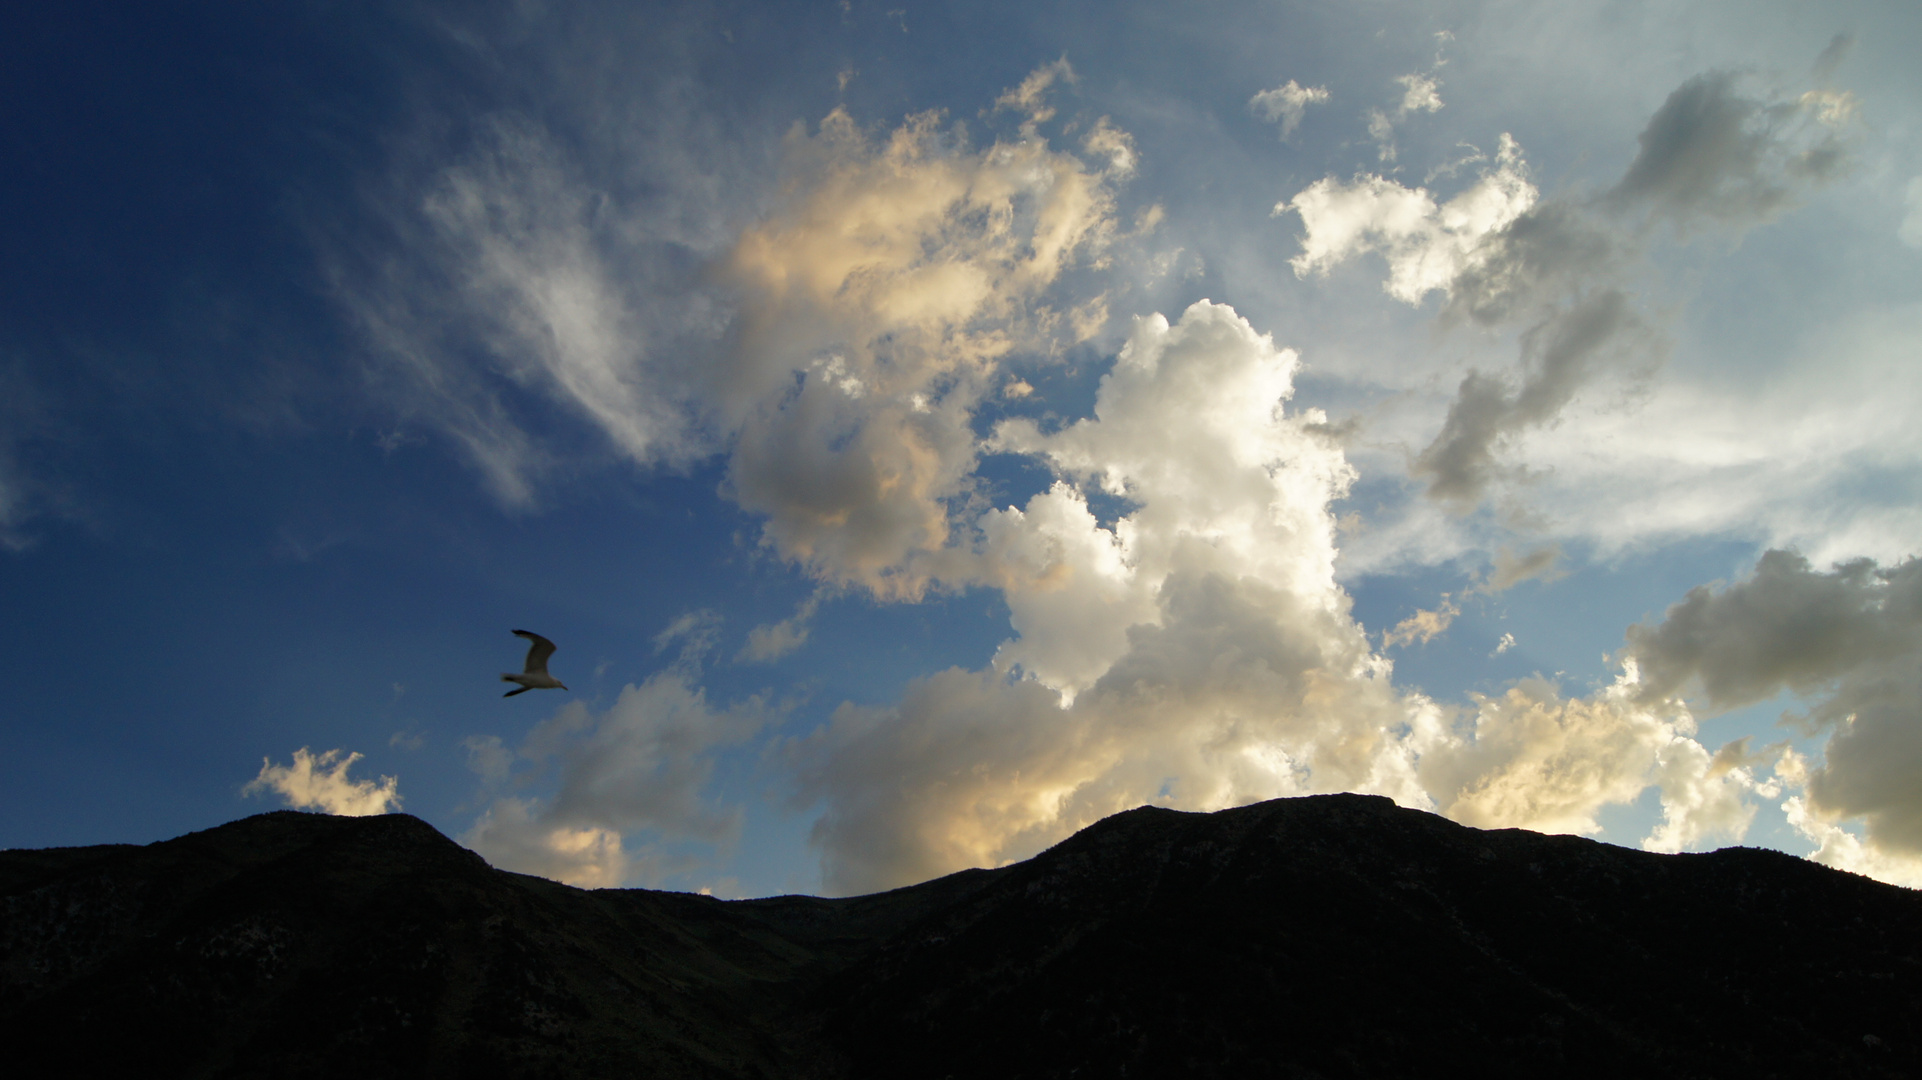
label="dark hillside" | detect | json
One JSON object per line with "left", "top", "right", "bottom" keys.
{"left": 0, "top": 811, "right": 837, "bottom": 1077}
{"left": 824, "top": 795, "right": 1921, "bottom": 1078}
{"left": 3, "top": 796, "right": 1917, "bottom": 1078}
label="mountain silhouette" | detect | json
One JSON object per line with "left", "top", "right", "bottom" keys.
{"left": 4, "top": 794, "right": 1917, "bottom": 1077}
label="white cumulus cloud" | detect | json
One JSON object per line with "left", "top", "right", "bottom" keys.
{"left": 791, "top": 300, "right": 1751, "bottom": 894}
{"left": 721, "top": 83, "right": 1126, "bottom": 598}
{"left": 1281, "top": 134, "right": 1537, "bottom": 305}
{"left": 1249, "top": 80, "right": 1330, "bottom": 138}
{"left": 243, "top": 747, "right": 401, "bottom": 817}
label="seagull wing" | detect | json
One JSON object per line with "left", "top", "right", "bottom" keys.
{"left": 513, "top": 629, "right": 558, "bottom": 675}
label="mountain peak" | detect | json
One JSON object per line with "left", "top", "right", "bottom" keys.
{"left": 5, "top": 798, "right": 1917, "bottom": 1078}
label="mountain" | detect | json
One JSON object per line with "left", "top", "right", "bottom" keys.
{"left": 4, "top": 794, "right": 1917, "bottom": 1078}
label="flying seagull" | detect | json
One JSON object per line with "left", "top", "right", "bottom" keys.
{"left": 502, "top": 629, "right": 569, "bottom": 697}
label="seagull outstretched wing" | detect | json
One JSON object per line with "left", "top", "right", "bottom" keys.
{"left": 513, "top": 629, "right": 558, "bottom": 675}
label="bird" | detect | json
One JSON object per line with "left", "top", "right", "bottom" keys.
{"left": 501, "top": 630, "right": 569, "bottom": 697}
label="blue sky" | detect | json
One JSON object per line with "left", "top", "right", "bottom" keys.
{"left": 4, "top": 0, "right": 1921, "bottom": 897}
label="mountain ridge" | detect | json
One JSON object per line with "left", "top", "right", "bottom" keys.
{"left": 5, "top": 795, "right": 1917, "bottom": 1077}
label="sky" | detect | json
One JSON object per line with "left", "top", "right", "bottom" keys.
{"left": 3, "top": 0, "right": 1921, "bottom": 898}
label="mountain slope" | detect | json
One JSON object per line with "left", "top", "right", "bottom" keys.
{"left": 823, "top": 795, "right": 1921, "bottom": 1077}
{"left": 3, "top": 796, "right": 1917, "bottom": 1078}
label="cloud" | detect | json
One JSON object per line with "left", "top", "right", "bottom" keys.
{"left": 327, "top": 7, "right": 777, "bottom": 510}
{"left": 1775, "top": 747, "right": 1922, "bottom": 887}
{"left": 1782, "top": 791, "right": 1922, "bottom": 888}
{"left": 1419, "top": 675, "right": 1658, "bottom": 837}
{"left": 1395, "top": 72, "right": 1444, "bottom": 117}
{"left": 1900, "top": 176, "right": 1922, "bottom": 249}
{"left": 1484, "top": 544, "right": 1563, "bottom": 591}
{"left": 995, "top": 56, "right": 1075, "bottom": 129}
{"left": 740, "top": 591, "right": 824, "bottom": 662}
{"left": 792, "top": 300, "right": 1750, "bottom": 894}
{"left": 242, "top": 748, "right": 401, "bottom": 816}
{"left": 1281, "top": 134, "right": 1538, "bottom": 305}
{"left": 333, "top": 114, "right": 727, "bottom": 508}
{"left": 1338, "top": 299, "right": 1922, "bottom": 580}
{"left": 1805, "top": 659, "right": 1922, "bottom": 854}
{"left": 1279, "top": 135, "right": 1657, "bottom": 508}
{"left": 0, "top": 439, "right": 37, "bottom": 552}
{"left": 1249, "top": 80, "right": 1329, "bottom": 138}
{"left": 1625, "top": 549, "right": 1920, "bottom": 709}
{"left": 1606, "top": 72, "right": 1856, "bottom": 230}
{"left": 1081, "top": 117, "right": 1138, "bottom": 179}
{"left": 1366, "top": 110, "right": 1398, "bottom": 162}
{"left": 1415, "top": 289, "right": 1656, "bottom": 505}
{"left": 461, "top": 799, "right": 630, "bottom": 888}
{"left": 1810, "top": 33, "right": 1853, "bottom": 82}
{"left": 323, "top": 49, "right": 1892, "bottom": 897}
{"left": 414, "top": 122, "right": 698, "bottom": 463}
{"left": 1286, "top": 68, "right": 1857, "bottom": 510}
{"left": 1491, "top": 632, "right": 1515, "bottom": 656}
{"left": 461, "top": 665, "right": 770, "bottom": 888}
{"left": 1412, "top": 663, "right": 1761, "bottom": 853}
{"left": 986, "top": 302, "right": 1356, "bottom": 695}
{"left": 1279, "top": 131, "right": 1637, "bottom": 372}
{"left": 1639, "top": 735, "right": 1772, "bottom": 853}
{"left": 1624, "top": 549, "right": 1922, "bottom": 880}
{"left": 461, "top": 734, "right": 514, "bottom": 785}
{"left": 1439, "top": 200, "right": 1626, "bottom": 329}
{"left": 793, "top": 301, "right": 1428, "bottom": 892}
{"left": 791, "top": 669, "right": 1086, "bottom": 895}
{"left": 654, "top": 608, "right": 723, "bottom": 660}
{"left": 1365, "top": 47, "right": 1448, "bottom": 161}
{"left": 0, "top": 360, "right": 64, "bottom": 552}
{"left": 720, "top": 74, "right": 1126, "bottom": 598}
{"left": 1383, "top": 598, "right": 1459, "bottom": 649}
